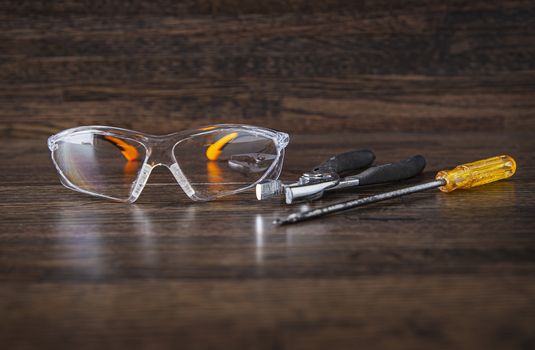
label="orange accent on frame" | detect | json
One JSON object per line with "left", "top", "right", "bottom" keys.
{"left": 205, "top": 132, "right": 238, "bottom": 161}
{"left": 103, "top": 136, "right": 139, "bottom": 161}
{"left": 199, "top": 126, "right": 216, "bottom": 131}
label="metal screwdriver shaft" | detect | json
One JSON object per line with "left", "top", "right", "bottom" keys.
{"left": 274, "top": 155, "right": 517, "bottom": 225}
{"left": 274, "top": 179, "right": 445, "bottom": 225}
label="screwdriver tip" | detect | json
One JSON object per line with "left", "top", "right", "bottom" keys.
{"left": 274, "top": 213, "right": 302, "bottom": 225}
{"left": 273, "top": 218, "right": 284, "bottom": 225}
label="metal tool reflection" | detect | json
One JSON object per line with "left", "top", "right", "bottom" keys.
{"left": 255, "top": 214, "right": 265, "bottom": 264}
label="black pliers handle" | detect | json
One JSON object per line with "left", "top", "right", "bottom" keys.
{"left": 311, "top": 149, "right": 376, "bottom": 176}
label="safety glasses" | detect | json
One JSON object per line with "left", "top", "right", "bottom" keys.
{"left": 48, "top": 125, "right": 289, "bottom": 203}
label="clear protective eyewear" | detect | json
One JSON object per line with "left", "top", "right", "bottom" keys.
{"left": 48, "top": 125, "right": 289, "bottom": 203}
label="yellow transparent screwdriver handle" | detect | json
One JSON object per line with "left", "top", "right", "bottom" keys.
{"left": 435, "top": 155, "right": 516, "bottom": 193}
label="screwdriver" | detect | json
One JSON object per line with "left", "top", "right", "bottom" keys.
{"left": 274, "top": 155, "right": 516, "bottom": 225}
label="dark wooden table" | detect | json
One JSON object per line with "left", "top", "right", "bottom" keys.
{"left": 1, "top": 131, "right": 534, "bottom": 349}
{"left": 2, "top": 0, "right": 535, "bottom": 348}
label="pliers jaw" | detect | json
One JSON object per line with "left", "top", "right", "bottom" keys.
{"left": 256, "top": 149, "right": 375, "bottom": 203}
{"left": 285, "top": 179, "right": 339, "bottom": 204}
{"left": 283, "top": 171, "right": 338, "bottom": 203}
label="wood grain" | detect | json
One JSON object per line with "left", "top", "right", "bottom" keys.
{"left": 1, "top": 1, "right": 535, "bottom": 348}
{"left": 1, "top": 132, "right": 534, "bottom": 349}
{"left": 1, "top": 0, "right": 535, "bottom": 136}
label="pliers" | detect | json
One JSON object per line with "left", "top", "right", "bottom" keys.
{"left": 256, "top": 150, "right": 426, "bottom": 204}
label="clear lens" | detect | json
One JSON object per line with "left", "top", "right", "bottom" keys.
{"left": 173, "top": 129, "right": 278, "bottom": 199}
{"left": 52, "top": 132, "right": 146, "bottom": 200}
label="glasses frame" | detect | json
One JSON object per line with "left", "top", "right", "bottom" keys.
{"left": 48, "top": 124, "right": 289, "bottom": 203}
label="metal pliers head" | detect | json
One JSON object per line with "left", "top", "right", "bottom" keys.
{"left": 256, "top": 149, "right": 376, "bottom": 203}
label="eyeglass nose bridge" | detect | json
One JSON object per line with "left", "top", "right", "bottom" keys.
{"left": 129, "top": 161, "right": 195, "bottom": 203}
{"left": 128, "top": 137, "right": 195, "bottom": 202}
{"left": 168, "top": 163, "right": 195, "bottom": 198}
{"left": 144, "top": 136, "right": 178, "bottom": 167}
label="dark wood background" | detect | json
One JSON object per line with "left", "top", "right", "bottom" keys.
{"left": 1, "top": 1, "right": 535, "bottom": 349}
{"left": 1, "top": 0, "right": 535, "bottom": 136}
